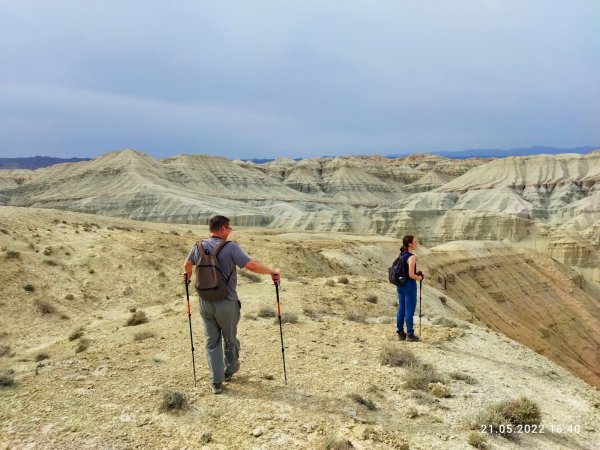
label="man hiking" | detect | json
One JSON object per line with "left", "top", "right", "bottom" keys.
{"left": 182, "top": 215, "right": 280, "bottom": 394}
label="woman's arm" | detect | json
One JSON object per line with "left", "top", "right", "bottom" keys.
{"left": 408, "top": 255, "right": 423, "bottom": 281}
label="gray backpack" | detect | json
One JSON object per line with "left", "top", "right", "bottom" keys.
{"left": 194, "top": 240, "right": 232, "bottom": 301}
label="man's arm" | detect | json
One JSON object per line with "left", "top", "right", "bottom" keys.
{"left": 244, "top": 260, "right": 280, "bottom": 283}
{"left": 182, "top": 258, "right": 193, "bottom": 284}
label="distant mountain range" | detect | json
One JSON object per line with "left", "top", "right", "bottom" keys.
{"left": 0, "top": 156, "right": 90, "bottom": 170}
{"left": 1, "top": 145, "right": 597, "bottom": 169}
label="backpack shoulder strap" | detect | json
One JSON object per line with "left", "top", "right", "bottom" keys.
{"left": 212, "top": 240, "right": 230, "bottom": 256}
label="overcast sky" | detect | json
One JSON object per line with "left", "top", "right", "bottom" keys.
{"left": 1, "top": 0, "right": 598, "bottom": 159}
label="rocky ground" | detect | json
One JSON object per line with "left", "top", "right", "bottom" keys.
{"left": 1, "top": 207, "right": 599, "bottom": 449}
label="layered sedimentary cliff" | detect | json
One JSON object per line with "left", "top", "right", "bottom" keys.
{"left": 0, "top": 149, "right": 598, "bottom": 283}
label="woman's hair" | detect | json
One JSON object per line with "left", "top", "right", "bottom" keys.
{"left": 400, "top": 235, "right": 415, "bottom": 253}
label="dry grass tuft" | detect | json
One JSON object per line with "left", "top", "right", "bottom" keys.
{"left": 345, "top": 311, "right": 366, "bottom": 323}
{"left": 75, "top": 338, "right": 90, "bottom": 353}
{"left": 450, "top": 371, "right": 477, "bottom": 385}
{"left": 35, "top": 352, "right": 49, "bottom": 362}
{"left": 349, "top": 393, "right": 377, "bottom": 411}
{"left": 380, "top": 343, "right": 420, "bottom": 367}
{"left": 276, "top": 312, "right": 299, "bottom": 324}
{"left": 324, "top": 279, "right": 335, "bottom": 287}
{"left": 69, "top": 327, "right": 84, "bottom": 341}
{"left": 125, "top": 310, "right": 148, "bottom": 326}
{"left": 467, "top": 432, "right": 487, "bottom": 448}
{"left": 337, "top": 276, "right": 350, "bottom": 284}
{"left": 470, "top": 397, "right": 541, "bottom": 435}
{"left": 160, "top": 389, "right": 187, "bottom": 411}
{"left": 35, "top": 300, "right": 56, "bottom": 315}
{"left": 365, "top": 294, "right": 378, "bottom": 304}
{"left": 133, "top": 331, "right": 156, "bottom": 341}
{"left": 404, "top": 364, "right": 444, "bottom": 390}
{"left": 257, "top": 306, "right": 277, "bottom": 318}
{"left": 0, "top": 369, "right": 15, "bottom": 387}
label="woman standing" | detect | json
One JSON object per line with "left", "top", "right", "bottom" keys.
{"left": 396, "top": 235, "right": 424, "bottom": 342}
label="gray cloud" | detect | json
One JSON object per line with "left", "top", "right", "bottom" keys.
{"left": 1, "top": 0, "right": 599, "bottom": 158}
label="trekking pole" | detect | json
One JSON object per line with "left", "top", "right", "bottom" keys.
{"left": 274, "top": 280, "right": 288, "bottom": 383}
{"left": 184, "top": 274, "right": 197, "bottom": 387}
{"left": 419, "top": 279, "right": 423, "bottom": 337}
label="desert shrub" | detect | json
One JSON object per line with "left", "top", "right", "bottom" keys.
{"left": 467, "top": 432, "right": 487, "bottom": 448}
{"left": 5, "top": 250, "right": 20, "bottom": 259}
{"left": 380, "top": 344, "right": 420, "bottom": 367}
{"left": 134, "top": 331, "right": 156, "bottom": 341}
{"left": 0, "top": 228, "right": 8, "bottom": 234}
{"left": 129, "top": 307, "right": 137, "bottom": 313}
{"left": 404, "top": 364, "right": 444, "bottom": 390}
{"left": 125, "top": 311, "right": 148, "bottom": 326}
{"left": 0, "top": 369, "right": 15, "bottom": 387}
{"left": 88, "top": 269, "right": 95, "bottom": 274}
{"left": 43, "top": 247, "right": 52, "bottom": 256}
{"left": 35, "top": 352, "right": 49, "bottom": 362}
{"left": 75, "top": 338, "right": 90, "bottom": 353}
{"left": 69, "top": 327, "right": 84, "bottom": 341}
{"left": 43, "top": 259, "right": 59, "bottom": 266}
{"left": 450, "top": 371, "right": 477, "bottom": 385}
{"left": 65, "top": 294, "right": 74, "bottom": 300}
{"left": 277, "top": 312, "right": 299, "bottom": 324}
{"left": 240, "top": 270, "right": 261, "bottom": 282}
{"left": 36, "top": 300, "right": 56, "bottom": 315}
{"left": 433, "top": 317, "right": 459, "bottom": 328}
{"left": 471, "top": 397, "right": 541, "bottom": 435}
{"left": 428, "top": 382, "right": 451, "bottom": 398}
{"left": 345, "top": 311, "right": 366, "bottom": 323}
{"left": 337, "top": 276, "right": 349, "bottom": 284}
{"left": 160, "top": 389, "right": 187, "bottom": 411}
{"left": 257, "top": 306, "right": 276, "bottom": 318}
{"left": 409, "top": 390, "right": 436, "bottom": 405}
{"left": 324, "top": 279, "right": 335, "bottom": 287}
{"left": 365, "top": 294, "right": 378, "bottom": 304}
{"left": 23, "top": 284, "right": 35, "bottom": 292}
{"left": 303, "top": 307, "right": 321, "bottom": 320}
{"left": 439, "top": 296, "right": 447, "bottom": 304}
{"left": 349, "top": 393, "right": 376, "bottom": 411}
{"left": 0, "top": 345, "right": 11, "bottom": 357}
{"left": 325, "top": 438, "right": 355, "bottom": 450}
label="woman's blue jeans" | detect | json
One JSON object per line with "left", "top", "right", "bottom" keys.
{"left": 396, "top": 280, "right": 417, "bottom": 334}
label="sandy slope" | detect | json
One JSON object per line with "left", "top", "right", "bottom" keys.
{"left": 1, "top": 207, "right": 599, "bottom": 449}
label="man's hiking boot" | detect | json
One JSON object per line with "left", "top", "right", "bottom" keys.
{"left": 225, "top": 361, "right": 241, "bottom": 382}
{"left": 397, "top": 331, "right": 407, "bottom": 341}
{"left": 211, "top": 382, "right": 223, "bottom": 394}
{"left": 406, "top": 334, "right": 420, "bottom": 342}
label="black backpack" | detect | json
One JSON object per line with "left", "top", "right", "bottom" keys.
{"left": 388, "top": 252, "right": 410, "bottom": 286}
